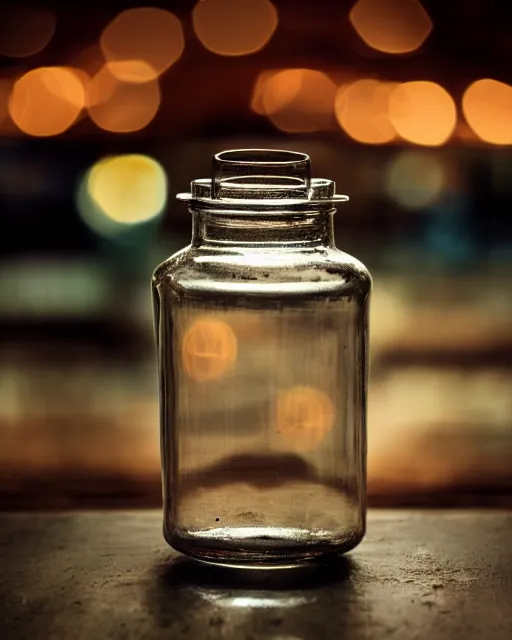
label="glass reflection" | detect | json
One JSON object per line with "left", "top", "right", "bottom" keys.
{"left": 149, "top": 555, "right": 357, "bottom": 640}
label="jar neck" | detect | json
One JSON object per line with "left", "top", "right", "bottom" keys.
{"left": 191, "top": 208, "right": 335, "bottom": 249}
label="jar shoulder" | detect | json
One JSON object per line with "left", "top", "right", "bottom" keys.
{"left": 152, "top": 246, "right": 190, "bottom": 288}
{"left": 152, "top": 245, "right": 372, "bottom": 298}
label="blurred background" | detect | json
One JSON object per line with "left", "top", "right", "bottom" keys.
{"left": 0, "top": 0, "right": 511, "bottom": 509}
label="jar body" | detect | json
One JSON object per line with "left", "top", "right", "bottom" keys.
{"left": 153, "top": 222, "right": 371, "bottom": 567}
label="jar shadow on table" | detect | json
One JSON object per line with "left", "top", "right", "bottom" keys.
{"left": 148, "top": 554, "right": 363, "bottom": 638}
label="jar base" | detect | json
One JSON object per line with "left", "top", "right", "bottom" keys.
{"left": 165, "top": 524, "right": 364, "bottom": 569}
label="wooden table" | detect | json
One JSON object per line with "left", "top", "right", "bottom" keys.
{"left": 0, "top": 511, "right": 510, "bottom": 639}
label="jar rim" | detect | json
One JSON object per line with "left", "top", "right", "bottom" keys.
{"left": 178, "top": 149, "right": 349, "bottom": 209}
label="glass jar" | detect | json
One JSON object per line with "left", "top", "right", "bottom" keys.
{"left": 152, "top": 149, "right": 371, "bottom": 567}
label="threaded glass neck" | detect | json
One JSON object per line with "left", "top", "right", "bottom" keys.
{"left": 191, "top": 209, "right": 335, "bottom": 249}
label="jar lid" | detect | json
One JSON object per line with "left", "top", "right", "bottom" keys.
{"left": 177, "top": 149, "right": 349, "bottom": 210}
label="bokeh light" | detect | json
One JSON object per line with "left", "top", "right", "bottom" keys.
{"left": 349, "top": 0, "right": 432, "bottom": 54}
{"left": 60, "top": 62, "right": 93, "bottom": 126}
{"left": 105, "top": 61, "right": 158, "bottom": 84}
{"left": 388, "top": 81, "right": 456, "bottom": 146}
{"left": 335, "top": 79, "right": 397, "bottom": 144}
{"left": 462, "top": 79, "right": 512, "bottom": 145}
{"left": 70, "top": 45, "right": 106, "bottom": 79}
{"left": 455, "top": 121, "right": 478, "bottom": 143}
{"left": 262, "top": 69, "right": 304, "bottom": 115}
{"left": 9, "top": 67, "right": 85, "bottom": 137}
{"left": 0, "top": 78, "right": 12, "bottom": 128}
{"left": 182, "top": 319, "right": 238, "bottom": 382}
{"left": 87, "top": 64, "right": 160, "bottom": 133}
{"left": 100, "top": 8, "right": 184, "bottom": 81}
{"left": 384, "top": 151, "right": 447, "bottom": 209}
{"left": 0, "top": 8, "right": 56, "bottom": 58}
{"left": 77, "top": 155, "right": 167, "bottom": 238}
{"left": 254, "top": 69, "right": 336, "bottom": 133}
{"left": 250, "top": 70, "right": 276, "bottom": 115}
{"left": 276, "top": 386, "right": 335, "bottom": 452}
{"left": 193, "top": 0, "right": 278, "bottom": 56}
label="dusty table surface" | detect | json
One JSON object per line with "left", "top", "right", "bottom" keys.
{"left": 0, "top": 510, "right": 510, "bottom": 640}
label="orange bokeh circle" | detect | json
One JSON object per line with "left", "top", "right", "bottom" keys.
{"left": 276, "top": 386, "right": 335, "bottom": 451}
{"left": 9, "top": 67, "right": 85, "bottom": 136}
{"left": 182, "top": 318, "right": 238, "bottom": 382}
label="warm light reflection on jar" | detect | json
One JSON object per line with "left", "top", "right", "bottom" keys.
{"left": 193, "top": 0, "right": 278, "bottom": 56}
{"left": 349, "top": 0, "right": 432, "bottom": 54}
{"left": 258, "top": 69, "right": 336, "bottom": 133}
{"left": 276, "top": 386, "right": 335, "bottom": 452}
{"left": 9, "top": 67, "right": 85, "bottom": 137}
{"left": 389, "top": 81, "right": 456, "bottom": 146}
{"left": 100, "top": 8, "right": 184, "bottom": 81}
{"left": 182, "top": 319, "right": 238, "bottom": 382}
{"left": 335, "top": 79, "right": 397, "bottom": 144}
{"left": 219, "top": 312, "right": 263, "bottom": 340}
{"left": 87, "top": 63, "right": 160, "bottom": 133}
{"left": 462, "top": 79, "right": 512, "bottom": 145}
{"left": 0, "top": 8, "right": 56, "bottom": 58}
